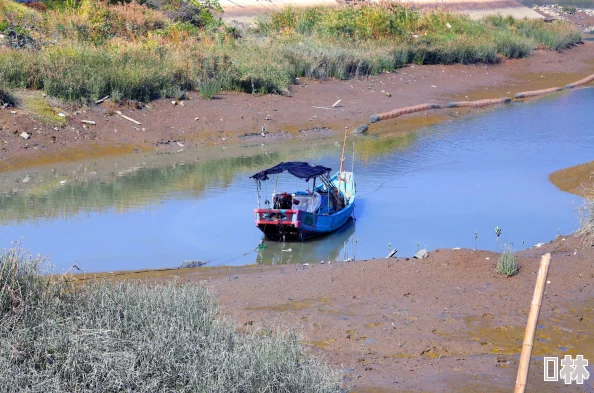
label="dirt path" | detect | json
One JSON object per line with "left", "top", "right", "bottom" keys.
{"left": 85, "top": 235, "right": 594, "bottom": 392}
{"left": 2, "top": 43, "right": 593, "bottom": 173}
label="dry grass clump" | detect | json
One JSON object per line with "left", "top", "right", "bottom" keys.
{"left": 44, "top": 0, "right": 169, "bottom": 43}
{"left": 575, "top": 191, "right": 594, "bottom": 248}
{"left": 0, "top": 245, "right": 340, "bottom": 392}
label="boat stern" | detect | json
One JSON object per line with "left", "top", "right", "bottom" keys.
{"left": 254, "top": 208, "right": 304, "bottom": 240}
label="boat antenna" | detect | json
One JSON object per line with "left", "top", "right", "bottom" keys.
{"left": 337, "top": 127, "right": 348, "bottom": 203}
{"left": 255, "top": 179, "right": 261, "bottom": 208}
{"left": 351, "top": 141, "right": 355, "bottom": 174}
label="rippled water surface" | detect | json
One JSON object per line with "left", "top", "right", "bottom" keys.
{"left": 1, "top": 88, "right": 592, "bottom": 272}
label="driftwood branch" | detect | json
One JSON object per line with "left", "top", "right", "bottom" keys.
{"left": 115, "top": 111, "right": 142, "bottom": 125}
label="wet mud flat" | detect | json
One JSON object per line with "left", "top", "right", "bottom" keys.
{"left": 85, "top": 235, "right": 594, "bottom": 392}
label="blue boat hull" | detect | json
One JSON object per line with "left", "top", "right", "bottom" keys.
{"left": 255, "top": 171, "right": 356, "bottom": 241}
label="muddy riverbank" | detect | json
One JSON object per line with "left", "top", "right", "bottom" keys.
{"left": 1, "top": 43, "right": 593, "bottom": 173}
{"left": 78, "top": 234, "right": 594, "bottom": 392}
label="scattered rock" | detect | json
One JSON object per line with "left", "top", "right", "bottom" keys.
{"left": 171, "top": 101, "right": 177, "bottom": 106}
{"left": 413, "top": 249, "right": 428, "bottom": 259}
{"left": 20, "top": 132, "right": 30, "bottom": 140}
{"left": 58, "top": 113, "right": 66, "bottom": 118}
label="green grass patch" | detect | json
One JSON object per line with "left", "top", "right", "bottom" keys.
{"left": 22, "top": 96, "right": 67, "bottom": 127}
{"left": 0, "top": 245, "right": 340, "bottom": 392}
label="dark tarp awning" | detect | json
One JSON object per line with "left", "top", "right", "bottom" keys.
{"left": 250, "top": 162, "right": 331, "bottom": 181}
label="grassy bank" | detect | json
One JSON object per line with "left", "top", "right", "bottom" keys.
{"left": 0, "top": 0, "right": 582, "bottom": 103}
{"left": 0, "top": 245, "right": 340, "bottom": 392}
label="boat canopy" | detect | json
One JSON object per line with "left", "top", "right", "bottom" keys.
{"left": 250, "top": 162, "right": 331, "bottom": 182}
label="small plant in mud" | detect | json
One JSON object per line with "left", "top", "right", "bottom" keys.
{"left": 575, "top": 193, "right": 594, "bottom": 248}
{"left": 495, "top": 226, "right": 502, "bottom": 249}
{"left": 496, "top": 244, "right": 518, "bottom": 277}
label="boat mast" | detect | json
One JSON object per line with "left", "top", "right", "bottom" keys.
{"left": 336, "top": 127, "right": 348, "bottom": 203}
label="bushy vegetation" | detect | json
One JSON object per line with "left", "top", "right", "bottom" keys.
{"left": 0, "top": 0, "right": 582, "bottom": 103}
{"left": 496, "top": 245, "right": 519, "bottom": 277}
{"left": 0, "top": 245, "right": 340, "bottom": 392}
{"left": 0, "top": 86, "right": 17, "bottom": 107}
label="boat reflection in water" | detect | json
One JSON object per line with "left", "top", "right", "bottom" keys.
{"left": 254, "top": 218, "right": 356, "bottom": 266}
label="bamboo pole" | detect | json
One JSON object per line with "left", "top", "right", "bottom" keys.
{"left": 514, "top": 253, "right": 551, "bottom": 393}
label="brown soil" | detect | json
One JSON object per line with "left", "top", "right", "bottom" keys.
{"left": 550, "top": 160, "right": 594, "bottom": 197}
{"left": 2, "top": 42, "right": 594, "bottom": 173}
{"left": 81, "top": 235, "right": 594, "bottom": 392}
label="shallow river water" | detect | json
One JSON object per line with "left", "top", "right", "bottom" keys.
{"left": 1, "top": 87, "right": 593, "bottom": 272}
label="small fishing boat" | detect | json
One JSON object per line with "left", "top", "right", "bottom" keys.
{"left": 250, "top": 162, "right": 355, "bottom": 241}
{"left": 250, "top": 130, "right": 355, "bottom": 241}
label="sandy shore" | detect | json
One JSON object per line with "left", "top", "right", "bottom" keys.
{"left": 81, "top": 235, "right": 594, "bottom": 392}
{"left": 550, "top": 160, "right": 594, "bottom": 197}
{"left": 2, "top": 42, "right": 593, "bottom": 174}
